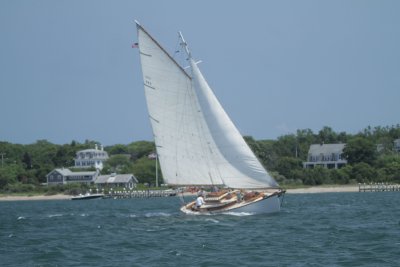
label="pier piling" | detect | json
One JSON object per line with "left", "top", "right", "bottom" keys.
{"left": 358, "top": 183, "right": 400, "bottom": 192}
{"left": 103, "top": 189, "right": 177, "bottom": 199}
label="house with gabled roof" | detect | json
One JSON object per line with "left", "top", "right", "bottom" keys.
{"left": 95, "top": 173, "right": 138, "bottom": 189}
{"left": 47, "top": 168, "right": 98, "bottom": 185}
{"left": 303, "top": 143, "right": 347, "bottom": 169}
{"left": 74, "top": 144, "right": 109, "bottom": 170}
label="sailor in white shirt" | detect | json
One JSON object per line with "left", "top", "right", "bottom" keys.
{"left": 195, "top": 195, "right": 205, "bottom": 209}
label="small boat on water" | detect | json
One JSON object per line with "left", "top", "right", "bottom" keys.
{"left": 71, "top": 193, "right": 104, "bottom": 200}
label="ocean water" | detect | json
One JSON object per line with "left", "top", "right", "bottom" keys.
{"left": 1, "top": 192, "right": 399, "bottom": 267}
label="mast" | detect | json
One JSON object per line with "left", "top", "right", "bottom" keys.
{"left": 178, "top": 31, "right": 191, "bottom": 59}
{"left": 178, "top": 31, "right": 220, "bottom": 187}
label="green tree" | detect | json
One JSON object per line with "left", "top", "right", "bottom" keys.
{"left": 273, "top": 134, "right": 298, "bottom": 158}
{"left": 274, "top": 157, "right": 302, "bottom": 179}
{"left": 376, "top": 154, "right": 400, "bottom": 182}
{"left": 317, "top": 126, "right": 337, "bottom": 144}
{"left": 295, "top": 128, "right": 317, "bottom": 159}
{"left": 388, "top": 124, "right": 400, "bottom": 139}
{"left": 102, "top": 155, "right": 132, "bottom": 174}
{"left": 107, "top": 144, "right": 128, "bottom": 155}
{"left": 351, "top": 162, "right": 376, "bottom": 183}
{"left": 256, "top": 139, "right": 278, "bottom": 170}
{"left": 0, "top": 164, "right": 22, "bottom": 190}
{"left": 53, "top": 144, "right": 76, "bottom": 167}
{"left": 343, "top": 136, "right": 377, "bottom": 165}
{"left": 22, "top": 152, "right": 32, "bottom": 169}
{"left": 330, "top": 165, "right": 352, "bottom": 184}
{"left": 280, "top": 169, "right": 304, "bottom": 185}
{"left": 382, "top": 161, "right": 400, "bottom": 182}
{"left": 132, "top": 157, "right": 162, "bottom": 185}
{"left": 126, "top": 141, "right": 155, "bottom": 161}
{"left": 302, "top": 167, "right": 331, "bottom": 185}
{"left": 244, "top": 136, "right": 265, "bottom": 160}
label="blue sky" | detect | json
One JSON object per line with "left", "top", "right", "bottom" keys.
{"left": 0, "top": 0, "right": 399, "bottom": 145}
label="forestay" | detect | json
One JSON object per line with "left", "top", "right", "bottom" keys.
{"left": 137, "top": 23, "right": 278, "bottom": 189}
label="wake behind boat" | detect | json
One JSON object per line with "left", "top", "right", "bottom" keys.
{"left": 135, "top": 21, "right": 285, "bottom": 215}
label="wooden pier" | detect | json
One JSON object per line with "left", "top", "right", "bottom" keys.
{"left": 103, "top": 189, "right": 177, "bottom": 199}
{"left": 359, "top": 183, "right": 400, "bottom": 192}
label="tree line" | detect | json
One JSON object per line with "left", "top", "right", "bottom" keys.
{"left": 245, "top": 125, "right": 400, "bottom": 186}
{"left": 0, "top": 125, "right": 399, "bottom": 193}
{"left": 0, "top": 139, "right": 159, "bottom": 193}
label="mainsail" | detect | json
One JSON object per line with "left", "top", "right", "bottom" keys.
{"left": 136, "top": 23, "right": 278, "bottom": 189}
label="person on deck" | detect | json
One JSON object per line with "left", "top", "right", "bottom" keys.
{"left": 236, "top": 190, "right": 242, "bottom": 203}
{"left": 195, "top": 195, "right": 205, "bottom": 209}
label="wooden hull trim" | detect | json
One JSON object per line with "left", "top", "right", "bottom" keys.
{"left": 180, "top": 190, "right": 285, "bottom": 215}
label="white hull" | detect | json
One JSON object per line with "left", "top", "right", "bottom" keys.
{"left": 180, "top": 193, "right": 283, "bottom": 215}
{"left": 229, "top": 195, "right": 281, "bottom": 214}
{"left": 71, "top": 193, "right": 104, "bottom": 200}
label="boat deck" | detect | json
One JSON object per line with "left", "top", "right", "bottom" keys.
{"left": 186, "top": 190, "right": 283, "bottom": 213}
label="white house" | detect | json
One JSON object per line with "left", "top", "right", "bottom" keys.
{"left": 74, "top": 144, "right": 109, "bottom": 170}
{"left": 303, "top": 143, "right": 347, "bottom": 169}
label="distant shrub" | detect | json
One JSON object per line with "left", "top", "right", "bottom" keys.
{"left": 4, "top": 183, "right": 36, "bottom": 193}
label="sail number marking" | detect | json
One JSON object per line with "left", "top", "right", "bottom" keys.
{"left": 144, "top": 80, "right": 156, "bottom": 90}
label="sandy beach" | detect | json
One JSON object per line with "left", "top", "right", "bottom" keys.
{"left": 0, "top": 185, "right": 360, "bottom": 201}
{"left": 0, "top": 194, "right": 71, "bottom": 201}
{"left": 286, "top": 185, "right": 359, "bottom": 194}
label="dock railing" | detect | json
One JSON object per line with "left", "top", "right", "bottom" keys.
{"left": 359, "top": 183, "right": 400, "bottom": 192}
{"left": 103, "top": 189, "right": 177, "bottom": 199}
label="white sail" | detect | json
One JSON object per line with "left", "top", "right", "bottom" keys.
{"left": 137, "top": 23, "right": 278, "bottom": 189}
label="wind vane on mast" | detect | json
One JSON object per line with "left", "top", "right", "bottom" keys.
{"left": 178, "top": 31, "right": 202, "bottom": 69}
{"left": 178, "top": 31, "right": 191, "bottom": 59}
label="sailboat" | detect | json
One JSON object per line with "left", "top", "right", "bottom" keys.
{"left": 135, "top": 21, "right": 285, "bottom": 214}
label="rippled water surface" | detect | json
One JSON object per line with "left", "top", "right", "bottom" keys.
{"left": 1, "top": 192, "right": 399, "bottom": 266}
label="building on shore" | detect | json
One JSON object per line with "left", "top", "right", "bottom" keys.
{"left": 46, "top": 144, "right": 140, "bottom": 187}
{"left": 47, "top": 168, "right": 98, "bottom": 185}
{"left": 303, "top": 143, "right": 347, "bottom": 169}
{"left": 47, "top": 168, "right": 138, "bottom": 188}
{"left": 74, "top": 144, "right": 109, "bottom": 170}
{"left": 95, "top": 173, "right": 138, "bottom": 189}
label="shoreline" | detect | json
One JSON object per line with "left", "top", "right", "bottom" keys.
{"left": 0, "top": 194, "right": 71, "bottom": 201}
{"left": 0, "top": 185, "right": 360, "bottom": 201}
{"left": 286, "top": 185, "right": 359, "bottom": 194}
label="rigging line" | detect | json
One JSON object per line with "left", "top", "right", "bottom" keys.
{"left": 174, "top": 75, "right": 191, "bottom": 182}
{"left": 172, "top": 34, "right": 192, "bottom": 180}
{"left": 174, "top": 36, "right": 195, "bottom": 183}
{"left": 190, "top": 73, "right": 223, "bottom": 187}
{"left": 172, "top": 36, "right": 181, "bottom": 60}
{"left": 175, "top": 83, "right": 191, "bottom": 206}
{"left": 173, "top": 61, "right": 195, "bottom": 183}
{"left": 191, "top": 80, "right": 221, "bottom": 187}
{"left": 182, "top": 79, "right": 193, "bottom": 173}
